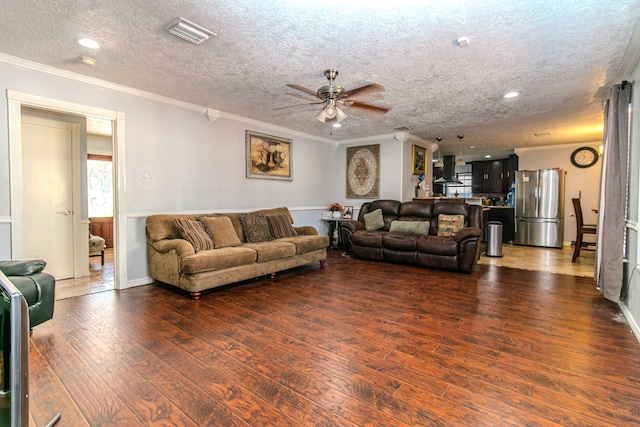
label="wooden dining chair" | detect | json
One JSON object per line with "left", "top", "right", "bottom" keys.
{"left": 572, "top": 198, "right": 597, "bottom": 262}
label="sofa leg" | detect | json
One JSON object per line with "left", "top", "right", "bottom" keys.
{"left": 320, "top": 260, "right": 325, "bottom": 267}
{"left": 270, "top": 272, "right": 276, "bottom": 281}
{"left": 190, "top": 291, "right": 201, "bottom": 300}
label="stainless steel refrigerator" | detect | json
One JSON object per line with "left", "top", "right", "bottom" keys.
{"left": 514, "top": 169, "right": 565, "bottom": 248}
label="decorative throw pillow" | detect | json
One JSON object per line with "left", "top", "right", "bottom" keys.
{"left": 363, "top": 208, "right": 385, "bottom": 231}
{"left": 266, "top": 214, "right": 297, "bottom": 238}
{"left": 389, "top": 220, "right": 430, "bottom": 235}
{"left": 240, "top": 214, "right": 274, "bottom": 243}
{"left": 174, "top": 218, "right": 214, "bottom": 252}
{"left": 200, "top": 216, "right": 242, "bottom": 248}
{"left": 437, "top": 214, "right": 465, "bottom": 237}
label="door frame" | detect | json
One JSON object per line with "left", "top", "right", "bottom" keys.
{"left": 7, "top": 90, "right": 127, "bottom": 289}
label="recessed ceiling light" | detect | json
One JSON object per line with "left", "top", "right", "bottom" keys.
{"left": 469, "top": 145, "right": 475, "bottom": 149}
{"left": 485, "top": 154, "right": 492, "bottom": 158}
{"left": 503, "top": 91, "right": 519, "bottom": 98}
{"left": 332, "top": 123, "right": 341, "bottom": 128}
{"left": 77, "top": 38, "right": 100, "bottom": 49}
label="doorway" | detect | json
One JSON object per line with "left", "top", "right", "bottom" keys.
{"left": 7, "top": 90, "right": 127, "bottom": 290}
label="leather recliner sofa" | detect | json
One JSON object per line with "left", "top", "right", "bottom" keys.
{"left": 341, "top": 200, "right": 483, "bottom": 273}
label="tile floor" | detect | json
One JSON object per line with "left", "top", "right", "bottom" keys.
{"left": 478, "top": 242, "right": 596, "bottom": 278}
{"left": 55, "top": 248, "right": 114, "bottom": 300}
{"left": 54, "top": 244, "right": 596, "bottom": 300}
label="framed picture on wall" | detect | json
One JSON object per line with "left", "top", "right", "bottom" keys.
{"left": 342, "top": 206, "right": 354, "bottom": 219}
{"left": 412, "top": 144, "right": 426, "bottom": 175}
{"left": 346, "top": 144, "right": 380, "bottom": 198}
{"left": 246, "top": 130, "right": 293, "bottom": 181}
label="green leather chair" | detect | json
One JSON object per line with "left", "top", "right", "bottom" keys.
{"left": 0, "top": 260, "right": 55, "bottom": 392}
{"left": 0, "top": 260, "right": 56, "bottom": 329}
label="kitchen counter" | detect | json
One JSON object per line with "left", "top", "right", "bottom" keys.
{"left": 413, "top": 197, "right": 483, "bottom": 206}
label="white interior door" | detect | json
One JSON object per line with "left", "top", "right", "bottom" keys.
{"left": 21, "top": 116, "right": 75, "bottom": 279}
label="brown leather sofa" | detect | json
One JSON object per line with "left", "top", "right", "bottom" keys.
{"left": 341, "top": 200, "right": 483, "bottom": 273}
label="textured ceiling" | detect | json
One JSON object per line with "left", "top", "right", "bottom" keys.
{"left": 1, "top": 0, "right": 639, "bottom": 160}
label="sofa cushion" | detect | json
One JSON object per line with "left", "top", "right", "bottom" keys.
{"left": 240, "top": 214, "right": 274, "bottom": 243}
{"left": 174, "top": 218, "right": 214, "bottom": 252}
{"left": 417, "top": 235, "right": 459, "bottom": 256}
{"left": 389, "top": 220, "right": 430, "bottom": 235}
{"left": 437, "top": 214, "right": 465, "bottom": 237}
{"left": 382, "top": 233, "right": 419, "bottom": 251}
{"left": 266, "top": 214, "right": 297, "bottom": 238}
{"left": 352, "top": 230, "right": 384, "bottom": 247}
{"left": 279, "top": 235, "right": 330, "bottom": 254}
{"left": 252, "top": 207, "right": 294, "bottom": 224}
{"left": 243, "top": 241, "right": 296, "bottom": 262}
{"left": 181, "top": 247, "right": 257, "bottom": 274}
{"left": 364, "top": 209, "right": 385, "bottom": 231}
{"left": 200, "top": 216, "right": 242, "bottom": 248}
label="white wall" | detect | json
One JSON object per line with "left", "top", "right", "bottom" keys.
{"left": 515, "top": 143, "right": 602, "bottom": 245}
{"left": 621, "top": 53, "right": 640, "bottom": 338}
{"left": 0, "top": 58, "right": 335, "bottom": 285}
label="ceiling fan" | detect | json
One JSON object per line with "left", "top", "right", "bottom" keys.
{"left": 277, "top": 69, "right": 388, "bottom": 123}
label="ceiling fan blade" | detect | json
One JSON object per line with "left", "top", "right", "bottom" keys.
{"left": 273, "top": 101, "right": 323, "bottom": 111}
{"left": 285, "top": 92, "right": 319, "bottom": 103}
{"left": 345, "top": 101, "right": 389, "bottom": 114}
{"left": 286, "top": 84, "right": 319, "bottom": 97}
{"left": 343, "top": 83, "right": 385, "bottom": 98}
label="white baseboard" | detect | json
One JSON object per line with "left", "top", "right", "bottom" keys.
{"left": 620, "top": 303, "right": 640, "bottom": 343}
{"left": 120, "top": 276, "right": 153, "bottom": 290}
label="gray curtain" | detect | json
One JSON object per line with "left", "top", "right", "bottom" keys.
{"left": 597, "top": 82, "right": 632, "bottom": 303}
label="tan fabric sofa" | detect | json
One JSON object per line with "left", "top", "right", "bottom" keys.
{"left": 146, "top": 207, "right": 328, "bottom": 299}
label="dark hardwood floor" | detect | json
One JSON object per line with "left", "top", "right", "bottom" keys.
{"left": 28, "top": 251, "right": 640, "bottom": 426}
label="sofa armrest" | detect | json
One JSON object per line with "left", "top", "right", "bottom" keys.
{"left": 341, "top": 220, "right": 365, "bottom": 234}
{"left": 294, "top": 226, "right": 319, "bottom": 236}
{"left": 0, "top": 260, "right": 47, "bottom": 276}
{"left": 453, "top": 227, "right": 483, "bottom": 243}
{"left": 150, "top": 239, "right": 195, "bottom": 258}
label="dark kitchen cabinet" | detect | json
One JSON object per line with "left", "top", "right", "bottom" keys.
{"left": 472, "top": 159, "right": 505, "bottom": 193}
{"left": 472, "top": 155, "right": 519, "bottom": 194}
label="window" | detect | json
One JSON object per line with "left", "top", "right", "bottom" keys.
{"left": 87, "top": 157, "right": 113, "bottom": 217}
{"left": 446, "top": 164, "right": 472, "bottom": 198}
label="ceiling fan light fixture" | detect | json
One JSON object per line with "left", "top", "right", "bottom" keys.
{"left": 335, "top": 107, "right": 347, "bottom": 122}
{"left": 324, "top": 104, "right": 337, "bottom": 119}
{"left": 316, "top": 109, "right": 328, "bottom": 123}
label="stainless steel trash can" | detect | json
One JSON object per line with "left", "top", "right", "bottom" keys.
{"left": 486, "top": 221, "right": 503, "bottom": 257}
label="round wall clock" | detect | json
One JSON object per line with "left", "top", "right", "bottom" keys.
{"left": 570, "top": 147, "right": 599, "bottom": 168}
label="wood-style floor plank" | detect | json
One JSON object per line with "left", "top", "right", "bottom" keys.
{"left": 27, "top": 251, "right": 640, "bottom": 426}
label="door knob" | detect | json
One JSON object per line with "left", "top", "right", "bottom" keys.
{"left": 56, "top": 210, "right": 71, "bottom": 215}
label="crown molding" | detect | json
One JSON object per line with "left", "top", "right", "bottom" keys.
{"left": 0, "top": 53, "right": 335, "bottom": 144}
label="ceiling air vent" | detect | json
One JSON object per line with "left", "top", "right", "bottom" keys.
{"left": 534, "top": 132, "right": 552, "bottom": 137}
{"left": 165, "top": 17, "right": 216, "bottom": 45}
{"left": 393, "top": 125, "right": 414, "bottom": 131}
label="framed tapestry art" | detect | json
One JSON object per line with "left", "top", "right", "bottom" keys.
{"left": 246, "top": 130, "right": 293, "bottom": 181}
{"left": 412, "top": 144, "right": 426, "bottom": 175}
{"left": 346, "top": 144, "right": 380, "bottom": 198}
